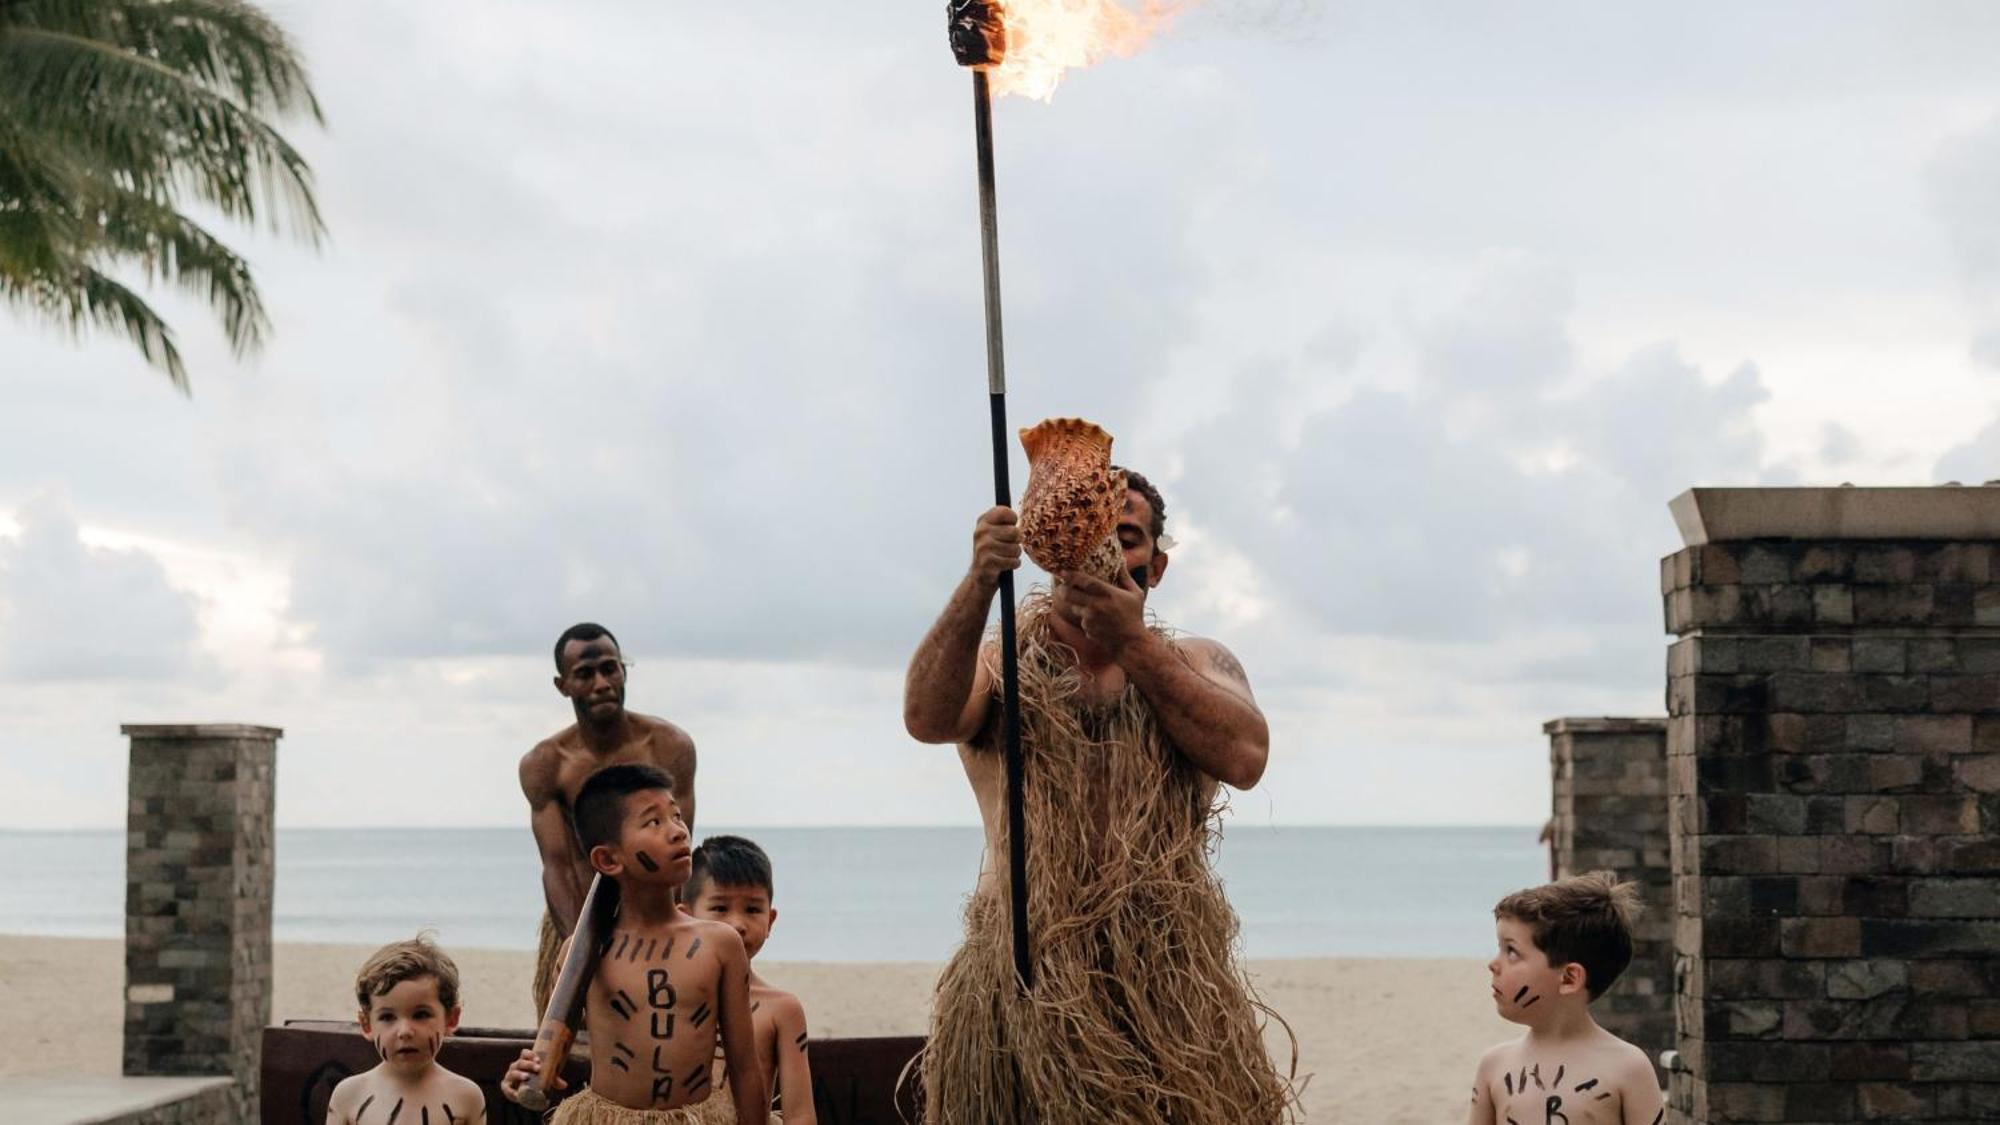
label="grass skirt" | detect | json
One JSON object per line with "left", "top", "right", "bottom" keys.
{"left": 551, "top": 1086, "right": 701, "bottom": 1125}
{"left": 534, "top": 907, "right": 562, "bottom": 1016}
{"left": 918, "top": 592, "right": 1297, "bottom": 1124}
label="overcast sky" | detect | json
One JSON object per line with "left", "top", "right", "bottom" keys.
{"left": 7, "top": 1, "right": 2000, "bottom": 830}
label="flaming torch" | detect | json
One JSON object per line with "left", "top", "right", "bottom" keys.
{"left": 946, "top": 0, "right": 1034, "bottom": 992}
{"left": 945, "top": 0, "right": 1174, "bottom": 993}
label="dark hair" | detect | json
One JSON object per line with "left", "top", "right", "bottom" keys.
{"left": 685, "top": 835, "right": 774, "bottom": 904}
{"left": 553, "top": 622, "right": 619, "bottom": 672}
{"left": 1493, "top": 871, "right": 1641, "bottom": 1000}
{"left": 355, "top": 931, "right": 460, "bottom": 1012}
{"left": 571, "top": 763, "right": 677, "bottom": 853}
{"left": 1112, "top": 466, "right": 1167, "bottom": 545}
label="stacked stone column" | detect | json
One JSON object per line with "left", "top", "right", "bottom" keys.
{"left": 1661, "top": 489, "right": 2000, "bottom": 1124}
{"left": 123, "top": 723, "right": 282, "bottom": 1124}
{"left": 1545, "top": 717, "right": 1673, "bottom": 1081}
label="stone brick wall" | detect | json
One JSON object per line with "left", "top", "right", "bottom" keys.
{"left": 1545, "top": 717, "right": 1673, "bottom": 1083}
{"left": 123, "top": 724, "right": 282, "bottom": 1125}
{"left": 1662, "top": 537, "right": 2000, "bottom": 1123}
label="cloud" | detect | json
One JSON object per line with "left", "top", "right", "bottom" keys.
{"left": 0, "top": 494, "right": 206, "bottom": 682}
{"left": 1174, "top": 254, "right": 1768, "bottom": 660}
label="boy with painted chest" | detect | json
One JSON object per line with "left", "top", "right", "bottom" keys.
{"left": 502, "top": 764, "right": 766, "bottom": 1124}
{"left": 326, "top": 935, "right": 484, "bottom": 1125}
{"left": 1468, "top": 873, "right": 1664, "bottom": 1125}
{"left": 681, "top": 835, "right": 816, "bottom": 1124}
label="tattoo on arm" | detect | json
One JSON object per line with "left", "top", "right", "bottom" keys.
{"left": 1211, "top": 646, "right": 1248, "bottom": 684}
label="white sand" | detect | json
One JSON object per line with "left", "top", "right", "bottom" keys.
{"left": 1, "top": 934, "right": 1510, "bottom": 1122}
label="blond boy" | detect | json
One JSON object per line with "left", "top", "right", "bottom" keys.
{"left": 327, "top": 935, "right": 484, "bottom": 1125}
{"left": 1468, "top": 872, "right": 1665, "bottom": 1125}
{"left": 501, "top": 763, "right": 765, "bottom": 1124}
{"left": 681, "top": 835, "right": 816, "bottom": 1124}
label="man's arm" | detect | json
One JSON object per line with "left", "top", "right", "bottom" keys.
{"left": 903, "top": 506, "right": 1017, "bottom": 745}
{"left": 715, "top": 931, "right": 769, "bottom": 1123}
{"left": 1064, "top": 566, "right": 1269, "bottom": 788}
{"left": 770, "top": 996, "right": 818, "bottom": 1125}
{"left": 1123, "top": 633, "right": 1269, "bottom": 788}
{"left": 520, "top": 747, "right": 587, "bottom": 936}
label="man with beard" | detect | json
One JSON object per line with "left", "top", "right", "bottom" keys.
{"left": 519, "top": 622, "right": 698, "bottom": 1014}
{"left": 903, "top": 470, "right": 1294, "bottom": 1124}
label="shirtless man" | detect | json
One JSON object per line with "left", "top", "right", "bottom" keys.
{"left": 520, "top": 622, "right": 698, "bottom": 1012}
{"left": 903, "top": 470, "right": 1269, "bottom": 880}
{"left": 904, "top": 469, "right": 1291, "bottom": 1123}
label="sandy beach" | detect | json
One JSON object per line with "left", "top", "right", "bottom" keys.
{"left": 2, "top": 934, "right": 1508, "bottom": 1121}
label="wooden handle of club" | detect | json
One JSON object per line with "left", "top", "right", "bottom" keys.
{"left": 519, "top": 873, "right": 618, "bottom": 1110}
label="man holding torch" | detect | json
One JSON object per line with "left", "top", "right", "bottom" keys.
{"left": 903, "top": 472, "right": 1295, "bottom": 1123}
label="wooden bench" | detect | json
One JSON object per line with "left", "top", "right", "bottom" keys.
{"left": 261, "top": 1021, "right": 923, "bottom": 1124}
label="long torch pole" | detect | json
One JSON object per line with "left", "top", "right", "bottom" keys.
{"left": 972, "top": 66, "right": 1033, "bottom": 992}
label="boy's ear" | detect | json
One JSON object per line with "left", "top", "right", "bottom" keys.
{"left": 767, "top": 905, "right": 779, "bottom": 931}
{"left": 357, "top": 1009, "right": 373, "bottom": 1035}
{"left": 588, "top": 843, "right": 622, "bottom": 877}
{"left": 1557, "top": 961, "right": 1588, "bottom": 996}
{"left": 445, "top": 1006, "right": 462, "bottom": 1035}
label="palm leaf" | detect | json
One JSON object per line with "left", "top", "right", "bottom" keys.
{"left": 0, "top": 0, "right": 321, "bottom": 390}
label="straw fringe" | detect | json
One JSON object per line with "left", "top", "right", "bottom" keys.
{"left": 534, "top": 908, "right": 562, "bottom": 1016}
{"left": 918, "top": 591, "right": 1300, "bottom": 1124}
{"left": 550, "top": 1086, "right": 703, "bottom": 1125}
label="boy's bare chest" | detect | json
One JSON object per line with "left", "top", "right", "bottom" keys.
{"left": 590, "top": 928, "right": 723, "bottom": 1108}
{"left": 1490, "top": 1059, "right": 1620, "bottom": 1125}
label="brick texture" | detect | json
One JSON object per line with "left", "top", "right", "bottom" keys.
{"left": 121, "top": 724, "right": 282, "bottom": 1125}
{"left": 1662, "top": 541, "right": 2000, "bottom": 1123}
{"left": 1545, "top": 717, "right": 1673, "bottom": 1084}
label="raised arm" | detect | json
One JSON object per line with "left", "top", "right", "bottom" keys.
{"left": 770, "top": 995, "right": 818, "bottom": 1125}
{"left": 903, "top": 506, "right": 1017, "bottom": 745}
{"left": 520, "top": 747, "right": 586, "bottom": 936}
{"left": 715, "top": 931, "right": 769, "bottom": 1123}
{"left": 1062, "top": 565, "right": 1269, "bottom": 788}
{"left": 1123, "top": 633, "right": 1269, "bottom": 789}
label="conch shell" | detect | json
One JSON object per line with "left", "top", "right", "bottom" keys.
{"left": 1018, "top": 417, "right": 1127, "bottom": 582}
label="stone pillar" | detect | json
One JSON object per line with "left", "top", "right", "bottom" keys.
{"left": 1661, "top": 488, "right": 2000, "bottom": 1125}
{"left": 122, "top": 724, "right": 281, "bottom": 1124}
{"left": 1545, "top": 717, "right": 1673, "bottom": 1082}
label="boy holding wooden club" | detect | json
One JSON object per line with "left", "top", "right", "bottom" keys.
{"left": 501, "top": 764, "right": 766, "bottom": 1124}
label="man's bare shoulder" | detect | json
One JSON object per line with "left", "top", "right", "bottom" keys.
{"left": 519, "top": 729, "right": 578, "bottom": 794}
{"left": 629, "top": 713, "right": 697, "bottom": 757}
{"left": 1173, "top": 634, "right": 1250, "bottom": 678}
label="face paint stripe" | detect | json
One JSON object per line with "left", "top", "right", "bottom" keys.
{"left": 1521, "top": 994, "right": 1541, "bottom": 1008}
{"left": 636, "top": 850, "right": 660, "bottom": 873}
{"left": 614, "top": 933, "right": 630, "bottom": 960}
{"left": 686, "top": 936, "right": 702, "bottom": 959}
{"left": 358, "top": 1095, "right": 375, "bottom": 1121}
{"left": 1513, "top": 985, "right": 1529, "bottom": 1003}
{"left": 422, "top": 1108, "right": 431, "bottom": 1125}
{"left": 387, "top": 1097, "right": 404, "bottom": 1125}
{"left": 1575, "top": 1078, "right": 1599, "bottom": 1092}
{"left": 1505, "top": 1073, "right": 1514, "bottom": 1096}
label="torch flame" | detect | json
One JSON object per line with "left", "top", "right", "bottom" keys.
{"left": 987, "top": 0, "right": 1178, "bottom": 102}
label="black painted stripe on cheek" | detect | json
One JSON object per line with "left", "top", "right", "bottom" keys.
{"left": 636, "top": 850, "right": 660, "bottom": 873}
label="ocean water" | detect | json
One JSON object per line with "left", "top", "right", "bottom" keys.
{"left": 0, "top": 826, "right": 1543, "bottom": 962}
